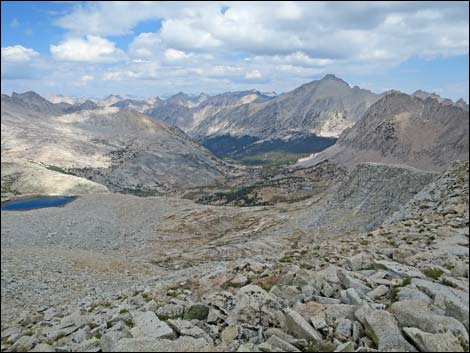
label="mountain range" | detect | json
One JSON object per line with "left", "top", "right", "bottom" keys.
{"left": 43, "top": 75, "right": 468, "bottom": 165}
{"left": 1, "top": 91, "right": 232, "bottom": 199}
{"left": 298, "top": 91, "right": 469, "bottom": 171}
{"left": 2, "top": 75, "right": 468, "bottom": 200}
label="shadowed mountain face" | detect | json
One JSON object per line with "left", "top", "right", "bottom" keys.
{"left": 1, "top": 93, "right": 232, "bottom": 197}
{"left": 299, "top": 92, "right": 470, "bottom": 171}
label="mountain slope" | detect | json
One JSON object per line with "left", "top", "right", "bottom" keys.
{"left": 139, "top": 75, "right": 381, "bottom": 162}
{"left": 299, "top": 92, "right": 469, "bottom": 171}
{"left": 1, "top": 93, "right": 232, "bottom": 196}
{"left": 191, "top": 74, "right": 381, "bottom": 140}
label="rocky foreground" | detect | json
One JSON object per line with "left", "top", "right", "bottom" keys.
{"left": 1, "top": 161, "right": 469, "bottom": 352}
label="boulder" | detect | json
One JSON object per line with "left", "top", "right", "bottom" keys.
{"left": 335, "top": 318, "right": 352, "bottom": 340}
{"left": 389, "top": 300, "right": 468, "bottom": 341}
{"left": 113, "top": 336, "right": 213, "bottom": 352}
{"left": 266, "top": 335, "right": 301, "bottom": 352}
{"left": 167, "top": 319, "right": 209, "bottom": 340}
{"left": 130, "top": 311, "right": 176, "bottom": 340}
{"left": 228, "top": 274, "right": 249, "bottom": 288}
{"left": 403, "top": 327, "right": 464, "bottom": 352}
{"left": 342, "top": 288, "right": 363, "bottom": 305}
{"left": 9, "top": 335, "right": 36, "bottom": 352}
{"left": 346, "top": 253, "right": 374, "bottom": 271}
{"left": 337, "top": 271, "right": 371, "bottom": 294}
{"left": 366, "top": 285, "right": 388, "bottom": 299}
{"left": 100, "top": 330, "right": 132, "bottom": 352}
{"left": 373, "top": 260, "right": 425, "bottom": 278}
{"left": 284, "top": 308, "right": 322, "bottom": 341}
{"left": 221, "top": 324, "right": 239, "bottom": 344}
{"left": 357, "top": 308, "right": 417, "bottom": 352}
{"left": 397, "top": 286, "right": 432, "bottom": 303}
{"left": 30, "top": 343, "right": 56, "bottom": 352}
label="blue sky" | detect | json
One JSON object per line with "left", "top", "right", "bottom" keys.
{"left": 1, "top": 1, "right": 469, "bottom": 101}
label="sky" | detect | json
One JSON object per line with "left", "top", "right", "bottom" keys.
{"left": 1, "top": 1, "right": 469, "bottom": 101}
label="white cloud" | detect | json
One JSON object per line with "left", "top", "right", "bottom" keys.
{"left": 129, "top": 32, "right": 162, "bottom": 59}
{"left": 164, "top": 48, "right": 189, "bottom": 61}
{"left": 81, "top": 75, "right": 94, "bottom": 82}
{"left": 50, "top": 35, "right": 126, "bottom": 63}
{"left": 245, "top": 70, "right": 262, "bottom": 79}
{"left": 53, "top": 1, "right": 468, "bottom": 64}
{"left": 2, "top": 2, "right": 468, "bottom": 100}
{"left": 1, "top": 45, "right": 39, "bottom": 62}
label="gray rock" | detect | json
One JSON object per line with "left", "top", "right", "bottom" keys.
{"left": 451, "top": 262, "right": 469, "bottom": 278}
{"left": 18, "top": 311, "right": 34, "bottom": 326}
{"left": 47, "top": 324, "right": 79, "bottom": 340}
{"left": 397, "top": 286, "right": 432, "bottom": 303}
{"left": 335, "top": 318, "right": 352, "bottom": 340}
{"left": 346, "top": 253, "right": 374, "bottom": 271}
{"left": 337, "top": 271, "right": 371, "bottom": 295}
{"left": 221, "top": 323, "right": 238, "bottom": 344}
{"left": 206, "top": 307, "right": 224, "bottom": 324}
{"left": 284, "top": 308, "right": 323, "bottom": 341}
{"left": 389, "top": 300, "right": 468, "bottom": 341}
{"left": 167, "top": 319, "right": 209, "bottom": 340}
{"left": 229, "top": 274, "right": 249, "bottom": 288}
{"left": 9, "top": 335, "right": 36, "bottom": 352}
{"left": 358, "top": 308, "right": 417, "bottom": 352}
{"left": 60, "top": 309, "right": 91, "bottom": 329}
{"left": 343, "top": 288, "right": 363, "bottom": 305}
{"left": 113, "top": 336, "right": 213, "bottom": 352}
{"left": 322, "top": 305, "right": 358, "bottom": 325}
{"left": 270, "top": 286, "right": 304, "bottom": 306}
{"left": 232, "top": 285, "right": 284, "bottom": 328}
{"left": 352, "top": 321, "right": 365, "bottom": 342}
{"left": 373, "top": 260, "right": 425, "bottom": 278}
{"left": 130, "top": 311, "right": 176, "bottom": 340}
{"left": 403, "top": 327, "right": 464, "bottom": 352}
{"left": 143, "top": 300, "right": 158, "bottom": 313}
{"left": 74, "top": 337, "right": 100, "bottom": 352}
{"left": 264, "top": 328, "right": 307, "bottom": 349}
{"left": 366, "top": 285, "right": 388, "bottom": 299}
{"left": 266, "top": 335, "right": 301, "bottom": 352}
{"left": 310, "top": 314, "right": 328, "bottom": 330}
{"left": 445, "top": 297, "right": 470, "bottom": 332}
{"left": 411, "top": 279, "right": 470, "bottom": 331}
{"left": 100, "top": 330, "right": 132, "bottom": 352}
{"left": 309, "top": 295, "right": 341, "bottom": 305}
{"left": 156, "top": 303, "right": 185, "bottom": 320}
{"left": 257, "top": 342, "right": 284, "bottom": 352}
{"left": 30, "top": 343, "right": 56, "bottom": 352}
{"left": 237, "top": 342, "right": 261, "bottom": 352}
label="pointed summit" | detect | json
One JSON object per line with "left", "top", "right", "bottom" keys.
{"left": 321, "top": 74, "right": 340, "bottom": 80}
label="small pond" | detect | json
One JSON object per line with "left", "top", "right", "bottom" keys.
{"left": 1, "top": 196, "right": 77, "bottom": 211}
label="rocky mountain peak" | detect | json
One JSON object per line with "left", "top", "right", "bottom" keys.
{"left": 12, "top": 91, "right": 47, "bottom": 102}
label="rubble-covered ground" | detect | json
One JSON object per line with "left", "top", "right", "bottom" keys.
{"left": 1, "top": 161, "right": 468, "bottom": 352}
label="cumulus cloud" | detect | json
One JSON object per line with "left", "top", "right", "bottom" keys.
{"left": 1, "top": 45, "right": 39, "bottom": 62}
{"left": 164, "top": 48, "right": 189, "bottom": 61}
{"left": 54, "top": 1, "right": 468, "bottom": 65}
{"left": 245, "top": 70, "right": 262, "bottom": 79}
{"left": 2, "top": 2, "right": 468, "bottom": 99}
{"left": 50, "top": 35, "right": 126, "bottom": 63}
